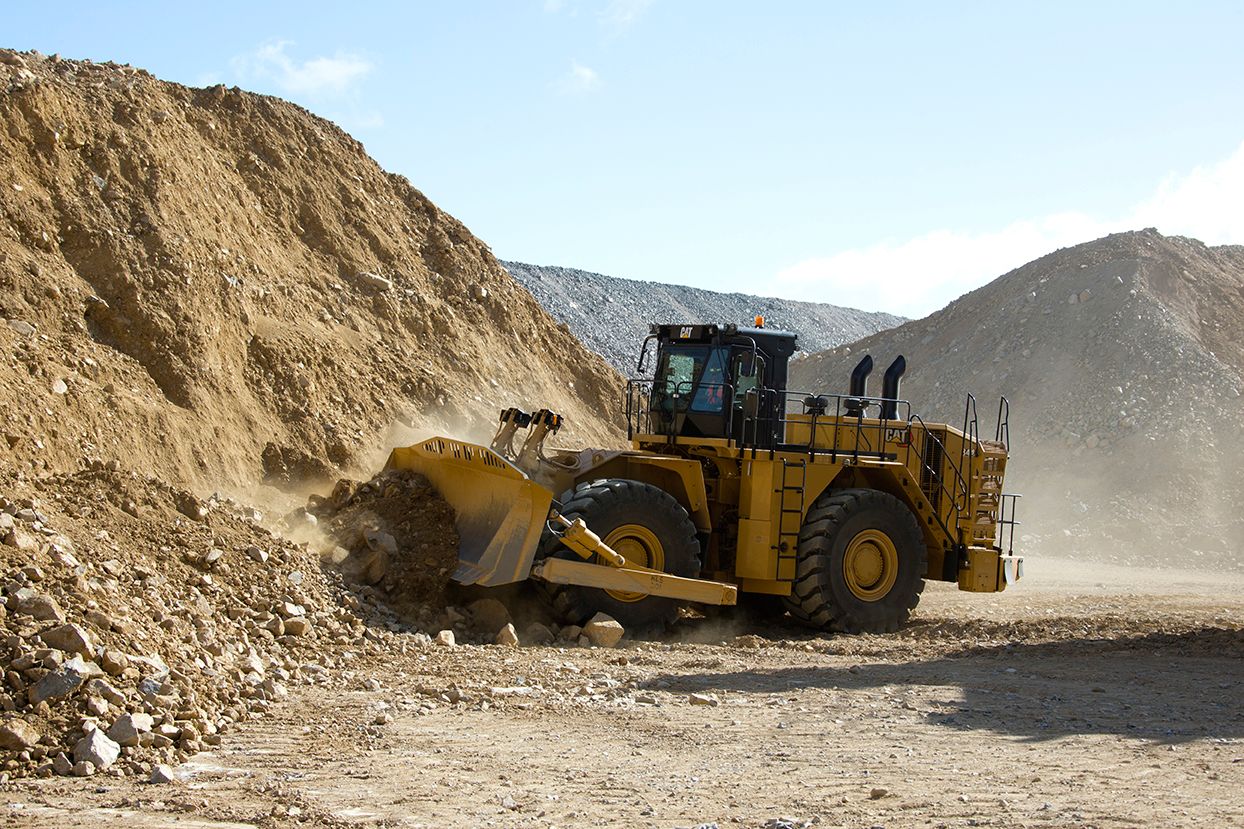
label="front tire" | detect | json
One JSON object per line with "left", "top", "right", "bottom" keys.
{"left": 537, "top": 479, "right": 701, "bottom": 632}
{"left": 783, "top": 488, "right": 926, "bottom": 633}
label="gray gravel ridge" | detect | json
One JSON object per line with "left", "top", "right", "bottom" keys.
{"left": 503, "top": 261, "right": 904, "bottom": 375}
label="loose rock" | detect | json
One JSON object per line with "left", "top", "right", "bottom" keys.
{"left": 583, "top": 613, "right": 625, "bottom": 648}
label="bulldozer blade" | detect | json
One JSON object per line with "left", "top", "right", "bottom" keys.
{"left": 385, "top": 437, "right": 554, "bottom": 587}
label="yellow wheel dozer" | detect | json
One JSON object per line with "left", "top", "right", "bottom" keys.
{"left": 379, "top": 318, "right": 1022, "bottom": 634}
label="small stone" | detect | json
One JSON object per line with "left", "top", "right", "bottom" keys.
{"left": 245, "top": 546, "right": 268, "bottom": 564}
{"left": 107, "top": 712, "right": 154, "bottom": 747}
{"left": 283, "top": 616, "right": 309, "bottom": 636}
{"left": 472, "top": 284, "right": 489, "bottom": 300}
{"left": 373, "top": 712, "right": 392, "bottom": 725}
{"left": 203, "top": 548, "right": 224, "bottom": 565}
{"left": 870, "top": 787, "right": 888, "bottom": 799}
{"left": 276, "top": 601, "right": 305, "bottom": 619}
{"left": 583, "top": 613, "right": 624, "bottom": 648}
{"left": 434, "top": 630, "right": 456, "bottom": 647}
{"left": 149, "top": 764, "right": 177, "bottom": 784}
{"left": 73, "top": 729, "right": 120, "bottom": 770}
{"left": 72, "top": 760, "right": 96, "bottom": 777}
{"left": 51, "top": 378, "right": 68, "bottom": 395}
{"left": 51, "top": 752, "right": 72, "bottom": 775}
{"left": 6, "top": 319, "right": 36, "bottom": 336}
{"left": 83, "top": 608, "right": 112, "bottom": 629}
{"left": 689, "top": 693, "right": 719, "bottom": 707}
{"left": 495, "top": 623, "right": 519, "bottom": 647}
{"left": 0, "top": 719, "right": 41, "bottom": 750}
{"left": 357, "top": 271, "right": 392, "bottom": 291}
{"left": 559, "top": 624, "right": 582, "bottom": 642}
{"left": 100, "top": 649, "right": 129, "bottom": 676}
{"left": 40, "top": 623, "right": 94, "bottom": 656}
{"left": 87, "top": 678, "right": 126, "bottom": 707}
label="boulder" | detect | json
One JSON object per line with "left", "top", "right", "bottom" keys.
{"left": 40, "top": 623, "right": 94, "bottom": 656}
{"left": 583, "top": 613, "right": 625, "bottom": 648}
{"left": 283, "top": 616, "right": 310, "bottom": 636}
{"left": 0, "top": 719, "right": 40, "bottom": 750}
{"left": 73, "top": 729, "right": 120, "bottom": 770}
{"left": 106, "top": 712, "right": 154, "bottom": 747}
{"left": 28, "top": 655, "right": 101, "bottom": 704}
{"left": 522, "top": 622, "right": 555, "bottom": 646}
{"left": 100, "top": 649, "right": 129, "bottom": 676}
{"left": 467, "top": 598, "right": 511, "bottom": 634}
{"left": 149, "top": 764, "right": 177, "bottom": 784}
{"left": 8, "top": 588, "right": 65, "bottom": 623}
{"left": 434, "top": 630, "right": 456, "bottom": 647}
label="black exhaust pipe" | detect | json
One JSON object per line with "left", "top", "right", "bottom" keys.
{"left": 848, "top": 355, "right": 873, "bottom": 397}
{"left": 845, "top": 355, "right": 873, "bottom": 417}
{"left": 880, "top": 355, "right": 906, "bottom": 419}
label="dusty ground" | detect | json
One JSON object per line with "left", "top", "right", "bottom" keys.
{"left": 4, "top": 557, "right": 1241, "bottom": 829}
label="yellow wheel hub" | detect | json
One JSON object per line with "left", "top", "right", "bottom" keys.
{"left": 601, "top": 523, "right": 665, "bottom": 603}
{"left": 842, "top": 529, "right": 899, "bottom": 601}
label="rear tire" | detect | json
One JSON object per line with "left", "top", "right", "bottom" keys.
{"left": 537, "top": 479, "right": 701, "bottom": 632}
{"left": 783, "top": 488, "right": 926, "bottom": 633}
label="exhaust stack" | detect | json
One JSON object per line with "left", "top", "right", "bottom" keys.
{"left": 845, "top": 355, "right": 873, "bottom": 417}
{"left": 848, "top": 355, "right": 874, "bottom": 397}
{"left": 880, "top": 355, "right": 906, "bottom": 420}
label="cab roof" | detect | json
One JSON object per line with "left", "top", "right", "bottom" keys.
{"left": 650, "top": 322, "right": 799, "bottom": 350}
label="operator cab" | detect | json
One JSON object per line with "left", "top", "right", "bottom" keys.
{"left": 636, "top": 321, "right": 797, "bottom": 447}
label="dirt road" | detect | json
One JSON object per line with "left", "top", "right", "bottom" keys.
{"left": 6, "top": 558, "right": 1242, "bottom": 828}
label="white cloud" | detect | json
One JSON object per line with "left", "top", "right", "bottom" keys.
{"left": 775, "top": 140, "right": 1244, "bottom": 317}
{"left": 557, "top": 60, "right": 601, "bottom": 94}
{"left": 600, "top": 0, "right": 655, "bottom": 29}
{"left": 230, "top": 40, "right": 373, "bottom": 98}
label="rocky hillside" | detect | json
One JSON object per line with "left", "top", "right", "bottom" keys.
{"left": 791, "top": 230, "right": 1244, "bottom": 570}
{"left": 504, "top": 261, "right": 904, "bottom": 375}
{"left": 0, "top": 50, "right": 624, "bottom": 495}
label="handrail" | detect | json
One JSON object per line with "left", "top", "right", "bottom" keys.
{"left": 907, "top": 413, "right": 970, "bottom": 541}
{"left": 995, "top": 396, "right": 1010, "bottom": 448}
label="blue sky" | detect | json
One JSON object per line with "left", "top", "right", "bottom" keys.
{"left": 5, "top": 1, "right": 1243, "bottom": 315}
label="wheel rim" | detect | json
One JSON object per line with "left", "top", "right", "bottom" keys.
{"left": 842, "top": 528, "right": 899, "bottom": 601}
{"left": 602, "top": 523, "right": 665, "bottom": 603}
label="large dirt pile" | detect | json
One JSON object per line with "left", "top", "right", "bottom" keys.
{"left": 504, "top": 260, "right": 904, "bottom": 375}
{"left": 0, "top": 464, "right": 375, "bottom": 780}
{"left": 0, "top": 49, "right": 623, "bottom": 495}
{"left": 791, "top": 230, "right": 1244, "bottom": 570}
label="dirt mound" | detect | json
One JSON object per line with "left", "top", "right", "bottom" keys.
{"left": 0, "top": 48, "right": 623, "bottom": 496}
{"left": 0, "top": 463, "right": 369, "bottom": 779}
{"left": 505, "top": 260, "right": 905, "bottom": 375}
{"left": 309, "top": 470, "right": 460, "bottom": 614}
{"left": 791, "top": 229, "right": 1244, "bottom": 569}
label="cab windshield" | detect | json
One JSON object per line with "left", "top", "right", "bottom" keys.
{"left": 655, "top": 346, "right": 730, "bottom": 413}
